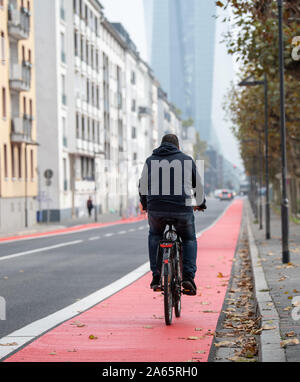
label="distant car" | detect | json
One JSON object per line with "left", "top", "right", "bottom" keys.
{"left": 219, "top": 189, "right": 234, "bottom": 201}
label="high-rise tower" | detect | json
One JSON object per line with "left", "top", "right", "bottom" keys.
{"left": 146, "top": 0, "right": 217, "bottom": 143}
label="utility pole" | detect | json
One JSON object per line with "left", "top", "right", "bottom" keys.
{"left": 277, "top": 0, "right": 290, "bottom": 263}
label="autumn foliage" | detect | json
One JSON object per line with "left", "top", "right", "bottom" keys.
{"left": 217, "top": 0, "right": 300, "bottom": 213}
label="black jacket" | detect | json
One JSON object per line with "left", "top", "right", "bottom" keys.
{"left": 138, "top": 142, "right": 205, "bottom": 213}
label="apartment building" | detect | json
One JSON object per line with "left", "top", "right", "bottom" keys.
{"left": 0, "top": 0, "right": 38, "bottom": 232}
{"left": 34, "top": 0, "right": 184, "bottom": 222}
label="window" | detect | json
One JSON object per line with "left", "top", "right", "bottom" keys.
{"left": 2, "top": 87, "right": 6, "bottom": 118}
{"left": 62, "top": 116, "right": 67, "bottom": 146}
{"left": 11, "top": 144, "right": 15, "bottom": 178}
{"left": 87, "top": 117, "right": 90, "bottom": 141}
{"left": 29, "top": 99, "right": 33, "bottom": 116}
{"left": 60, "top": 0, "right": 65, "bottom": 20}
{"left": 92, "top": 119, "right": 95, "bottom": 141}
{"left": 30, "top": 149, "right": 34, "bottom": 179}
{"left": 63, "top": 158, "right": 67, "bottom": 190}
{"left": 61, "top": 32, "right": 66, "bottom": 62}
{"left": 81, "top": 115, "right": 85, "bottom": 139}
{"left": 131, "top": 71, "right": 136, "bottom": 85}
{"left": 23, "top": 96, "right": 26, "bottom": 115}
{"left": 133, "top": 152, "right": 137, "bottom": 161}
{"left": 131, "top": 99, "right": 136, "bottom": 112}
{"left": 132, "top": 126, "right": 136, "bottom": 139}
{"left": 97, "top": 122, "right": 100, "bottom": 144}
{"left": 86, "top": 79, "right": 90, "bottom": 103}
{"left": 1, "top": 32, "right": 5, "bottom": 65}
{"left": 18, "top": 145, "right": 22, "bottom": 178}
{"left": 76, "top": 113, "right": 80, "bottom": 138}
{"left": 80, "top": 35, "right": 84, "bottom": 61}
{"left": 74, "top": 31, "right": 78, "bottom": 56}
{"left": 4, "top": 144, "right": 8, "bottom": 178}
{"left": 61, "top": 74, "right": 66, "bottom": 104}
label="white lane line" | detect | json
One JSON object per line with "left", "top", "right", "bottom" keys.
{"left": 104, "top": 233, "right": 114, "bottom": 237}
{"left": 138, "top": 226, "right": 145, "bottom": 230}
{"left": 88, "top": 236, "right": 100, "bottom": 241}
{"left": 129, "top": 228, "right": 136, "bottom": 232}
{"left": 0, "top": 261, "right": 150, "bottom": 361}
{"left": 118, "top": 231, "right": 127, "bottom": 235}
{"left": 0, "top": 240, "right": 83, "bottom": 262}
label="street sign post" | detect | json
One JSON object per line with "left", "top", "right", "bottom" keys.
{"left": 44, "top": 169, "right": 53, "bottom": 224}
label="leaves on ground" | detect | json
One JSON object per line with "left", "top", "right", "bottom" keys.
{"left": 215, "top": 341, "right": 236, "bottom": 348}
{"left": 285, "top": 331, "right": 296, "bottom": 338}
{"left": 262, "top": 325, "right": 277, "bottom": 331}
{"left": 88, "top": 335, "right": 98, "bottom": 340}
{"left": 280, "top": 338, "right": 300, "bottom": 348}
{"left": 0, "top": 342, "right": 18, "bottom": 346}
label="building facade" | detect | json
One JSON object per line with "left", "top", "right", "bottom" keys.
{"left": 34, "top": 0, "right": 184, "bottom": 223}
{"left": 0, "top": 0, "right": 38, "bottom": 232}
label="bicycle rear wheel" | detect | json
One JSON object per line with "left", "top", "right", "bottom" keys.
{"left": 164, "top": 263, "right": 173, "bottom": 325}
{"left": 174, "top": 245, "right": 182, "bottom": 318}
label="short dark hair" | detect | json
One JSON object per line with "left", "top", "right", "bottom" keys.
{"left": 161, "top": 134, "right": 179, "bottom": 148}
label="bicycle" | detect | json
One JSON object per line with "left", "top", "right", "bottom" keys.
{"left": 153, "top": 207, "right": 206, "bottom": 326}
{"left": 154, "top": 219, "right": 183, "bottom": 326}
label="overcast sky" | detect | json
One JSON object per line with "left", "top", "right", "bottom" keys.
{"left": 101, "top": 0, "right": 148, "bottom": 61}
{"left": 100, "top": 0, "right": 243, "bottom": 170}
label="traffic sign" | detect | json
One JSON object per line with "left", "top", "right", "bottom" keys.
{"left": 44, "top": 169, "right": 53, "bottom": 180}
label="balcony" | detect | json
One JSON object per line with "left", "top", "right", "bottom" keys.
{"left": 11, "top": 116, "right": 32, "bottom": 143}
{"left": 9, "top": 62, "right": 31, "bottom": 92}
{"left": 8, "top": 7, "right": 30, "bottom": 40}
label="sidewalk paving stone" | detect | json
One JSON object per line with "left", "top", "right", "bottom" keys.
{"left": 251, "top": 205, "right": 300, "bottom": 362}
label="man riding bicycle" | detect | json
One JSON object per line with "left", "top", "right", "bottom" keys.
{"left": 139, "top": 134, "right": 206, "bottom": 296}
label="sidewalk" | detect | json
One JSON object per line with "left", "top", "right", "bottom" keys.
{"left": 0, "top": 212, "right": 137, "bottom": 239}
{"left": 250, "top": 204, "right": 300, "bottom": 362}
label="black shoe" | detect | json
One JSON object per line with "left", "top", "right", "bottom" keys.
{"left": 182, "top": 275, "right": 197, "bottom": 296}
{"left": 150, "top": 274, "right": 161, "bottom": 290}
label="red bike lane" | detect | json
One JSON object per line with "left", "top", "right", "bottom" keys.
{"left": 5, "top": 200, "right": 243, "bottom": 362}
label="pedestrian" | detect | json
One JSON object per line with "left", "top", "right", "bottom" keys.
{"left": 87, "top": 196, "right": 94, "bottom": 217}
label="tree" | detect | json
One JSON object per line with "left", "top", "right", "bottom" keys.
{"left": 217, "top": 0, "right": 300, "bottom": 213}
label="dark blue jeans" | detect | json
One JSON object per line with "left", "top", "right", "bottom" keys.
{"left": 148, "top": 211, "right": 197, "bottom": 278}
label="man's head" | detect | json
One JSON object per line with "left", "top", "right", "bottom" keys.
{"left": 161, "top": 134, "right": 180, "bottom": 149}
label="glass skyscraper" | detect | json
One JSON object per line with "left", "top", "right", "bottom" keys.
{"left": 145, "top": 0, "right": 217, "bottom": 144}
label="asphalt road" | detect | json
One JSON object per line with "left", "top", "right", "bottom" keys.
{"left": 0, "top": 197, "right": 232, "bottom": 338}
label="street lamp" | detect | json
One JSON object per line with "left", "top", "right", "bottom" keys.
{"left": 277, "top": 0, "right": 290, "bottom": 264}
{"left": 239, "top": 75, "right": 270, "bottom": 238}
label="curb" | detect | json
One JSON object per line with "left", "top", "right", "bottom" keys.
{"left": 245, "top": 201, "right": 286, "bottom": 362}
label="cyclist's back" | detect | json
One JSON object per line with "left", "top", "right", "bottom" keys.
{"left": 139, "top": 134, "right": 206, "bottom": 295}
